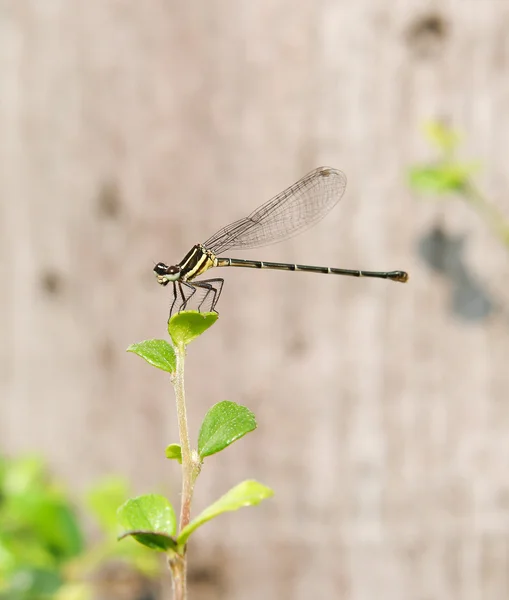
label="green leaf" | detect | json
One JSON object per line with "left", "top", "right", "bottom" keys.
{"left": 6, "top": 491, "right": 83, "bottom": 560}
{"left": 408, "top": 164, "right": 476, "bottom": 194}
{"left": 198, "top": 401, "right": 257, "bottom": 459}
{"left": 165, "top": 444, "right": 182, "bottom": 464}
{"left": 168, "top": 311, "right": 218, "bottom": 347}
{"left": 423, "top": 121, "right": 461, "bottom": 152}
{"left": 0, "top": 456, "right": 84, "bottom": 569}
{"left": 117, "top": 494, "right": 177, "bottom": 552}
{"left": 408, "top": 166, "right": 452, "bottom": 193}
{"left": 118, "top": 530, "right": 177, "bottom": 552}
{"left": 177, "top": 480, "right": 273, "bottom": 547}
{"left": 126, "top": 339, "right": 176, "bottom": 373}
{"left": 28, "top": 498, "right": 83, "bottom": 559}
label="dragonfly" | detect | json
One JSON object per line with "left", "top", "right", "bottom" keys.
{"left": 154, "top": 167, "right": 408, "bottom": 318}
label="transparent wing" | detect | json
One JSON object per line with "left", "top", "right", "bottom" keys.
{"left": 204, "top": 167, "right": 347, "bottom": 255}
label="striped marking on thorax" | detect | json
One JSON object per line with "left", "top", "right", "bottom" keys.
{"left": 179, "top": 244, "right": 218, "bottom": 281}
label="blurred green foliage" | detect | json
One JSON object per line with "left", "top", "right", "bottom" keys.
{"left": 408, "top": 121, "right": 480, "bottom": 193}
{"left": 0, "top": 455, "right": 159, "bottom": 600}
{"left": 408, "top": 121, "right": 509, "bottom": 249}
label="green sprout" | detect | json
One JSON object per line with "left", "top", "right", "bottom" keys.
{"left": 122, "top": 311, "right": 273, "bottom": 599}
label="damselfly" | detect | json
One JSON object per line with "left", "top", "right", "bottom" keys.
{"left": 154, "top": 167, "right": 408, "bottom": 317}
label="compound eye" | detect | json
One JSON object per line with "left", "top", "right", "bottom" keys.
{"left": 154, "top": 262, "right": 169, "bottom": 275}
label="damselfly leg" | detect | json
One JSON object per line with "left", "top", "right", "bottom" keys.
{"left": 168, "top": 279, "right": 224, "bottom": 319}
{"left": 170, "top": 281, "right": 196, "bottom": 316}
{"left": 192, "top": 278, "right": 224, "bottom": 313}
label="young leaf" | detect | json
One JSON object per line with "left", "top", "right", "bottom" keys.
{"left": 423, "top": 121, "right": 461, "bottom": 152}
{"left": 408, "top": 165, "right": 469, "bottom": 194}
{"left": 117, "top": 494, "right": 177, "bottom": 552}
{"left": 165, "top": 444, "right": 182, "bottom": 464}
{"left": 127, "top": 340, "right": 176, "bottom": 373}
{"left": 198, "top": 401, "right": 257, "bottom": 459}
{"left": 168, "top": 311, "right": 218, "bottom": 347}
{"left": 177, "top": 480, "right": 273, "bottom": 547}
{"left": 27, "top": 496, "right": 84, "bottom": 558}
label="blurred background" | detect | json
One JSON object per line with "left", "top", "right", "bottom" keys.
{"left": 1, "top": 1, "right": 509, "bottom": 599}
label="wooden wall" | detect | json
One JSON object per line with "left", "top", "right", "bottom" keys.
{"left": 1, "top": 1, "right": 509, "bottom": 598}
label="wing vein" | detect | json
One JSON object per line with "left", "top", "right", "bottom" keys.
{"left": 204, "top": 167, "right": 347, "bottom": 255}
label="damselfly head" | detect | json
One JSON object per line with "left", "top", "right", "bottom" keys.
{"left": 154, "top": 262, "right": 180, "bottom": 286}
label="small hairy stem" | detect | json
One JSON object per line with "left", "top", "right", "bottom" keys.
{"left": 170, "top": 342, "right": 197, "bottom": 599}
{"left": 169, "top": 553, "right": 186, "bottom": 600}
{"left": 174, "top": 342, "right": 194, "bottom": 531}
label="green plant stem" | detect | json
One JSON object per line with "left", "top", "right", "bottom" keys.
{"left": 169, "top": 341, "right": 196, "bottom": 600}
{"left": 174, "top": 342, "right": 194, "bottom": 532}
{"left": 462, "top": 181, "right": 509, "bottom": 248}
